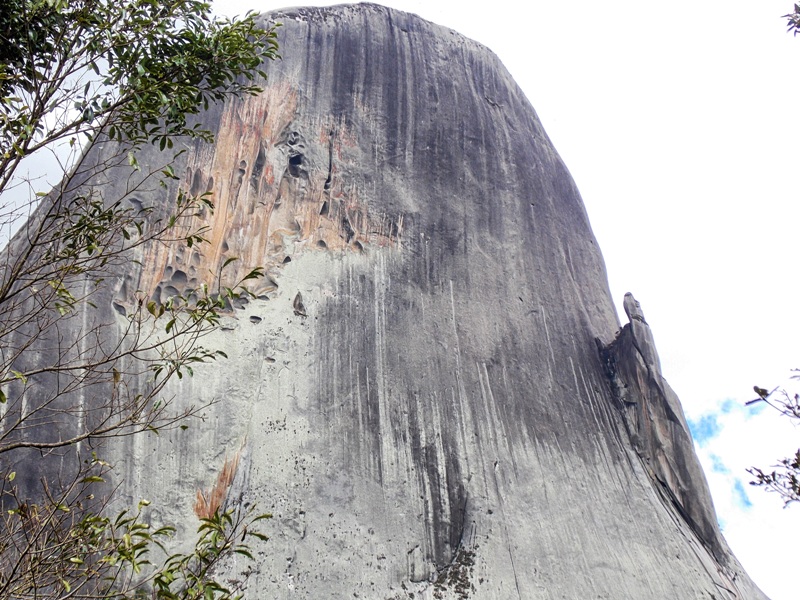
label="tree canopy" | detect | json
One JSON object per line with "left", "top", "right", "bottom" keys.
{"left": 0, "top": 1, "right": 279, "bottom": 597}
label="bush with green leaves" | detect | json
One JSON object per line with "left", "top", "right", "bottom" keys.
{"left": 0, "top": 0, "right": 279, "bottom": 597}
{"left": 1, "top": 457, "right": 272, "bottom": 599}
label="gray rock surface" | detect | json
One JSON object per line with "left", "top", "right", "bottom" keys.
{"left": 3, "top": 4, "right": 769, "bottom": 599}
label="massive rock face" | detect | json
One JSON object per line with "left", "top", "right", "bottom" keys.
{"left": 4, "top": 4, "right": 768, "bottom": 598}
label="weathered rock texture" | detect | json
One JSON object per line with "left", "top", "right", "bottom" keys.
{"left": 4, "top": 4, "right": 768, "bottom": 599}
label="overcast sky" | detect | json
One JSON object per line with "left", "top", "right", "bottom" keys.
{"left": 212, "top": 2, "right": 800, "bottom": 598}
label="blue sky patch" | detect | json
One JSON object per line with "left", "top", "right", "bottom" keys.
{"left": 733, "top": 479, "right": 753, "bottom": 510}
{"left": 709, "top": 453, "right": 730, "bottom": 474}
{"left": 687, "top": 413, "right": 721, "bottom": 447}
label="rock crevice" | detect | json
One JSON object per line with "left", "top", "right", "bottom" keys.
{"left": 600, "top": 293, "right": 727, "bottom": 565}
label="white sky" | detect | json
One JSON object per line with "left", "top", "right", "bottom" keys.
{"left": 212, "top": 2, "right": 800, "bottom": 598}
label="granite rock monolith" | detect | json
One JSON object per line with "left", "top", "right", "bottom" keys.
{"left": 3, "top": 4, "right": 769, "bottom": 599}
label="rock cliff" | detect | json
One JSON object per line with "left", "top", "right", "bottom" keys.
{"left": 3, "top": 4, "right": 768, "bottom": 599}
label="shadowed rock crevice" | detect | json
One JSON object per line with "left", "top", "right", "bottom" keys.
{"left": 599, "top": 292, "right": 728, "bottom": 565}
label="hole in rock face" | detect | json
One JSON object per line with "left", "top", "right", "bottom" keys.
{"left": 287, "top": 131, "right": 302, "bottom": 146}
{"left": 162, "top": 285, "right": 179, "bottom": 299}
{"left": 210, "top": 293, "right": 232, "bottom": 311}
{"left": 283, "top": 256, "right": 292, "bottom": 263}
{"left": 320, "top": 200, "right": 329, "bottom": 216}
{"left": 129, "top": 197, "right": 143, "bottom": 213}
{"left": 171, "top": 270, "right": 187, "bottom": 286}
{"left": 221, "top": 241, "right": 229, "bottom": 253}
{"left": 235, "top": 160, "right": 247, "bottom": 187}
{"left": 252, "top": 146, "right": 266, "bottom": 190}
{"left": 191, "top": 170, "right": 204, "bottom": 196}
{"left": 324, "top": 134, "right": 333, "bottom": 191}
{"left": 112, "top": 302, "right": 126, "bottom": 317}
{"left": 249, "top": 315, "right": 262, "bottom": 324}
{"left": 262, "top": 276, "right": 279, "bottom": 292}
{"left": 353, "top": 241, "right": 364, "bottom": 252}
{"left": 288, "top": 153, "right": 303, "bottom": 178}
{"left": 341, "top": 216, "right": 354, "bottom": 243}
{"left": 317, "top": 240, "right": 328, "bottom": 249}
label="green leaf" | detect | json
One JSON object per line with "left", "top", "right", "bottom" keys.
{"left": 80, "top": 475, "right": 105, "bottom": 483}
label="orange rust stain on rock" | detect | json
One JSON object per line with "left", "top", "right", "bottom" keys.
{"left": 134, "top": 84, "right": 403, "bottom": 305}
{"left": 194, "top": 449, "right": 241, "bottom": 519}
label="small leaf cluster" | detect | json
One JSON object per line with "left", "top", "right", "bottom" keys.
{"left": 150, "top": 511, "right": 271, "bottom": 600}
{"left": 0, "top": 458, "right": 271, "bottom": 599}
{"left": 785, "top": 3, "right": 800, "bottom": 35}
{"left": 748, "top": 374, "right": 800, "bottom": 505}
{"left": 0, "top": 0, "right": 279, "bottom": 168}
{"left": 749, "top": 450, "right": 800, "bottom": 505}
{"left": 147, "top": 260, "right": 265, "bottom": 382}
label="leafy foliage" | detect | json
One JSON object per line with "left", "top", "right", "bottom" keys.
{"left": 0, "top": 0, "right": 280, "bottom": 597}
{"left": 784, "top": 3, "right": 800, "bottom": 35}
{"left": 748, "top": 377, "right": 800, "bottom": 505}
{"left": 1, "top": 459, "right": 271, "bottom": 599}
{"left": 0, "top": 0, "right": 278, "bottom": 164}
